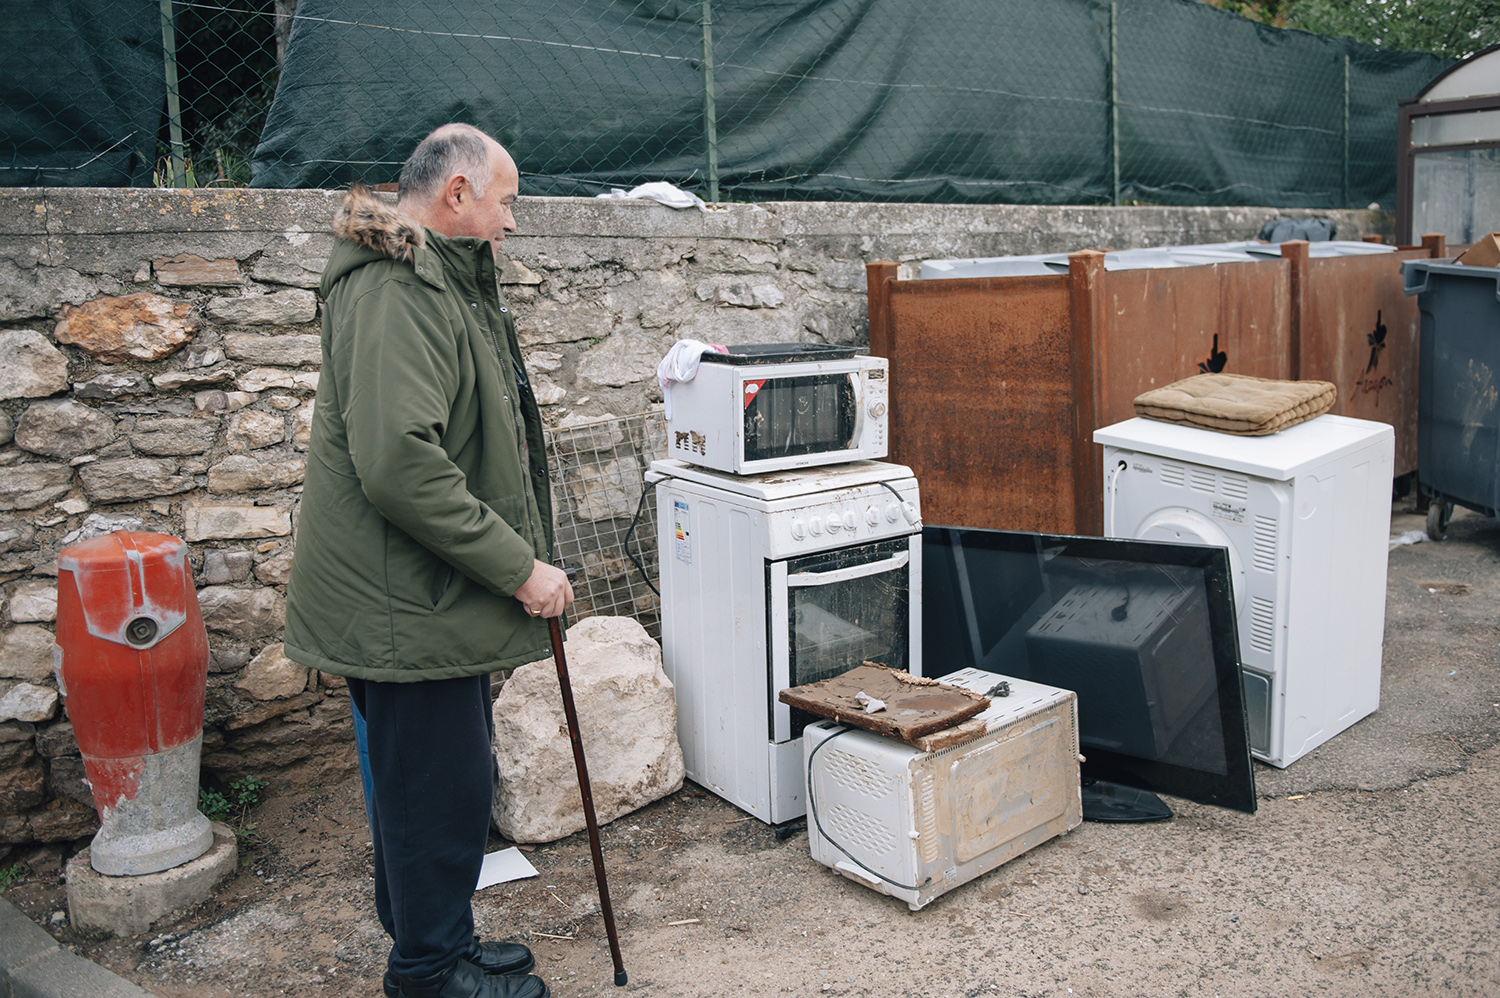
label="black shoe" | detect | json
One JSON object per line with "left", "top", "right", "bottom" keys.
{"left": 387, "top": 958, "right": 549, "bottom": 998}
{"left": 467, "top": 940, "right": 535, "bottom": 976}
{"left": 383, "top": 941, "right": 536, "bottom": 995}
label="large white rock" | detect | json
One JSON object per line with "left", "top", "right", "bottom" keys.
{"left": 492, "top": 616, "right": 684, "bottom": 843}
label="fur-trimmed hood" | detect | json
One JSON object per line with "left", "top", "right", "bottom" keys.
{"left": 330, "top": 184, "right": 425, "bottom": 264}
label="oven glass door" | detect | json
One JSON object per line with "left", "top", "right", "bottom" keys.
{"left": 768, "top": 538, "right": 912, "bottom": 741}
{"left": 742, "top": 373, "right": 858, "bottom": 464}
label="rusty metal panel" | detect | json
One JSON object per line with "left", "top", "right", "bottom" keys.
{"left": 1300, "top": 250, "right": 1425, "bottom": 476}
{"left": 1096, "top": 259, "right": 1294, "bottom": 428}
{"left": 885, "top": 276, "right": 1077, "bottom": 534}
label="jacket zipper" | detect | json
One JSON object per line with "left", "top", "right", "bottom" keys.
{"left": 478, "top": 262, "right": 545, "bottom": 560}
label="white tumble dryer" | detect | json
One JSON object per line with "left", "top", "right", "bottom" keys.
{"left": 1094, "top": 415, "right": 1393, "bottom": 767}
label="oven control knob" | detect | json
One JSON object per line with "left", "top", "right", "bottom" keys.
{"left": 842, "top": 511, "right": 857, "bottom": 531}
{"left": 825, "top": 515, "right": 842, "bottom": 533}
{"left": 865, "top": 506, "right": 879, "bottom": 526}
{"left": 885, "top": 503, "right": 901, "bottom": 523}
{"left": 868, "top": 400, "right": 887, "bottom": 419}
{"left": 808, "top": 518, "right": 823, "bottom": 537}
{"left": 791, "top": 520, "right": 806, "bottom": 541}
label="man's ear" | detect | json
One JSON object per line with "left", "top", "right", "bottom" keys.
{"left": 441, "top": 173, "right": 467, "bottom": 215}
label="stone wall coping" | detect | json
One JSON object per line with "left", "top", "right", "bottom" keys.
{"left": 1, "top": 188, "right": 1382, "bottom": 259}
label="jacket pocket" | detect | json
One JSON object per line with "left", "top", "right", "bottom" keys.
{"left": 384, "top": 528, "right": 450, "bottom": 613}
{"left": 430, "top": 563, "right": 455, "bottom": 608}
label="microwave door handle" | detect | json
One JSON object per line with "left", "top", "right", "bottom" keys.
{"left": 850, "top": 369, "right": 865, "bottom": 443}
{"left": 786, "top": 551, "right": 909, "bottom": 587}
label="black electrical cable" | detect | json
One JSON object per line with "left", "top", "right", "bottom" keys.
{"left": 806, "top": 726, "right": 932, "bottom": 893}
{"left": 625, "top": 472, "right": 666, "bottom": 597}
{"left": 875, "top": 479, "right": 920, "bottom": 527}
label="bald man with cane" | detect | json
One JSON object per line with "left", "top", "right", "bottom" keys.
{"left": 286, "top": 124, "right": 569, "bottom": 998}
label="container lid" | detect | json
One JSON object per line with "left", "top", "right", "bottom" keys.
{"left": 699, "top": 343, "right": 858, "bottom": 365}
{"left": 1093, "top": 414, "right": 1393, "bottom": 480}
{"left": 1102, "top": 246, "right": 1263, "bottom": 270}
{"left": 1245, "top": 240, "right": 1396, "bottom": 259}
{"left": 920, "top": 254, "right": 1070, "bottom": 279}
{"left": 1401, "top": 259, "right": 1500, "bottom": 300}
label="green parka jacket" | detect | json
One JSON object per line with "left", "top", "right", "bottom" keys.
{"left": 284, "top": 186, "right": 554, "bottom": 682}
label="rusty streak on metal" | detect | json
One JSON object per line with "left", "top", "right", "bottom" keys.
{"left": 1068, "top": 250, "right": 1105, "bottom": 535}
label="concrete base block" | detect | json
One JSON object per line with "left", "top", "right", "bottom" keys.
{"left": 66, "top": 822, "right": 237, "bottom": 936}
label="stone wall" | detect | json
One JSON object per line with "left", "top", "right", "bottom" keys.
{"left": 0, "top": 187, "right": 1383, "bottom": 857}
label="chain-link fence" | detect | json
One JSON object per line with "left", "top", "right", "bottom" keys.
{"left": 4, "top": 0, "right": 1451, "bottom": 207}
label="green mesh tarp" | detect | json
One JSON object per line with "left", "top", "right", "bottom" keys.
{"left": 0, "top": 0, "right": 166, "bottom": 186}
{"left": 251, "top": 0, "right": 1449, "bottom": 205}
{"left": 4, "top": 0, "right": 1450, "bottom": 204}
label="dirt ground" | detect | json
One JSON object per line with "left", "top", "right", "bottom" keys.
{"left": 4, "top": 501, "right": 1499, "bottom": 998}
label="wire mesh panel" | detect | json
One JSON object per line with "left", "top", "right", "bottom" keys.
{"left": 546, "top": 410, "right": 667, "bottom": 639}
{"left": 1, "top": 0, "right": 280, "bottom": 187}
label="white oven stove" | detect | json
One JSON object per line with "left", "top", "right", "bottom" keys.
{"left": 649, "top": 458, "right": 922, "bottom": 824}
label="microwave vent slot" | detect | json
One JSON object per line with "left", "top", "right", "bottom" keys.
{"left": 824, "top": 748, "right": 895, "bottom": 800}
{"left": 826, "top": 802, "right": 898, "bottom": 857}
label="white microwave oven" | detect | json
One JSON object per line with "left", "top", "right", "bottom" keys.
{"left": 665, "top": 344, "right": 889, "bottom": 474}
{"left": 805, "top": 669, "right": 1081, "bottom": 910}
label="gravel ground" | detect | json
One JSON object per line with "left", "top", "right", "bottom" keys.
{"left": 4, "top": 501, "right": 1498, "bottom": 998}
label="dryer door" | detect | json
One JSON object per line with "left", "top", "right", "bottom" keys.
{"left": 1133, "top": 508, "right": 1247, "bottom": 619}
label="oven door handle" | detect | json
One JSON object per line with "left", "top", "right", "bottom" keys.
{"left": 787, "top": 552, "right": 909, "bottom": 587}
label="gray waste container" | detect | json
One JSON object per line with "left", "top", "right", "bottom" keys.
{"left": 1401, "top": 260, "right": 1500, "bottom": 537}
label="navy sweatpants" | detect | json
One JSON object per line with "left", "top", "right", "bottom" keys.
{"left": 348, "top": 674, "right": 495, "bottom": 980}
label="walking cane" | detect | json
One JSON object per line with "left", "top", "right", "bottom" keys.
{"left": 547, "top": 612, "right": 628, "bottom": 987}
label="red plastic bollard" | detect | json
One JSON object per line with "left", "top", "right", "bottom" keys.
{"left": 54, "top": 531, "right": 213, "bottom": 876}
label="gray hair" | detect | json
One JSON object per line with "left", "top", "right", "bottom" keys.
{"left": 397, "top": 124, "right": 491, "bottom": 203}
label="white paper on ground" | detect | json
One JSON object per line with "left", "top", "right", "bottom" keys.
{"left": 475, "top": 847, "right": 540, "bottom": 891}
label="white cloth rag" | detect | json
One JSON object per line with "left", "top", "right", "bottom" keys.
{"left": 658, "top": 339, "right": 727, "bottom": 419}
{"left": 595, "top": 181, "right": 707, "bottom": 210}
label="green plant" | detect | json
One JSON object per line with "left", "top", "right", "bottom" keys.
{"left": 199, "top": 786, "right": 233, "bottom": 823}
{"left": 152, "top": 144, "right": 253, "bottom": 189}
{"left": 199, "top": 775, "right": 270, "bottom": 832}
{"left": 0, "top": 864, "right": 25, "bottom": 893}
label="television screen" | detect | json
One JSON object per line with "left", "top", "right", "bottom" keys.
{"left": 923, "top": 526, "right": 1256, "bottom": 818}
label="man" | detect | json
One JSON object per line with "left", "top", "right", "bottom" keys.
{"left": 285, "top": 123, "right": 571, "bottom": 998}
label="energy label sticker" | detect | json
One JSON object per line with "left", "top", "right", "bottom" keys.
{"left": 673, "top": 499, "right": 692, "bottom": 564}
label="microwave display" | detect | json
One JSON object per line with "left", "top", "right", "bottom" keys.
{"left": 744, "top": 374, "right": 857, "bottom": 465}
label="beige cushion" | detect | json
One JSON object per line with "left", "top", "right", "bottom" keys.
{"left": 1133, "top": 373, "right": 1337, "bottom": 436}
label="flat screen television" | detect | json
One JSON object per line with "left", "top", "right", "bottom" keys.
{"left": 922, "top": 526, "right": 1256, "bottom": 820}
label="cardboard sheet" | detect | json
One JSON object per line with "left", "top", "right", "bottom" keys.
{"left": 779, "top": 662, "right": 989, "bottom": 745}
